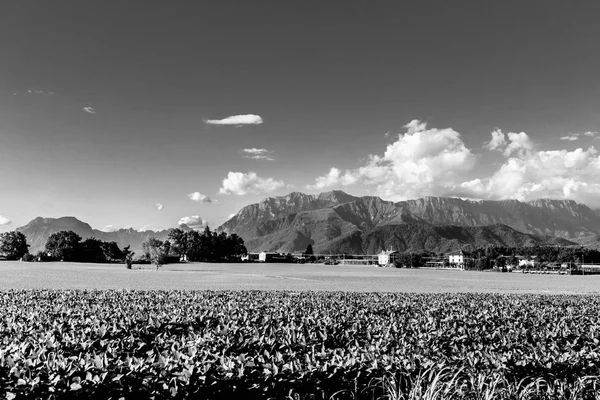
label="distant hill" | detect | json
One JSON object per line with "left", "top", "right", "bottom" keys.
{"left": 219, "top": 191, "right": 598, "bottom": 253}
{"left": 16, "top": 217, "right": 190, "bottom": 255}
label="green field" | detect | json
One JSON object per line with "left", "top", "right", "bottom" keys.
{"left": 3, "top": 290, "right": 600, "bottom": 399}
{"left": 0, "top": 261, "right": 599, "bottom": 293}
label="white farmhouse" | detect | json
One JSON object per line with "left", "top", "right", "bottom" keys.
{"left": 378, "top": 250, "right": 399, "bottom": 266}
{"left": 517, "top": 256, "right": 539, "bottom": 268}
{"left": 447, "top": 250, "right": 469, "bottom": 269}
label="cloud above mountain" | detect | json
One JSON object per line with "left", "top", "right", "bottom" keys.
{"left": 0, "top": 215, "right": 11, "bottom": 226}
{"left": 219, "top": 171, "right": 285, "bottom": 195}
{"left": 178, "top": 215, "right": 207, "bottom": 229}
{"left": 187, "top": 192, "right": 216, "bottom": 203}
{"left": 204, "top": 114, "right": 263, "bottom": 126}
{"left": 308, "top": 119, "right": 476, "bottom": 199}
{"left": 461, "top": 131, "right": 600, "bottom": 206}
{"left": 308, "top": 120, "right": 600, "bottom": 207}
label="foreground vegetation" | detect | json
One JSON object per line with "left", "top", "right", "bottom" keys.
{"left": 2, "top": 291, "right": 600, "bottom": 399}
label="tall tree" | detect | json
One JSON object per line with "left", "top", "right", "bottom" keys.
{"left": 168, "top": 228, "right": 188, "bottom": 258}
{"left": 79, "top": 237, "right": 106, "bottom": 262}
{"left": 142, "top": 237, "right": 166, "bottom": 270}
{"left": 45, "top": 231, "right": 82, "bottom": 261}
{"left": 122, "top": 245, "right": 134, "bottom": 269}
{"left": 101, "top": 241, "right": 124, "bottom": 262}
{"left": 0, "top": 231, "right": 30, "bottom": 260}
{"left": 304, "top": 244, "right": 314, "bottom": 256}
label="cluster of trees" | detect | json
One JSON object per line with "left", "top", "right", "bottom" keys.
{"left": 44, "top": 231, "right": 132, "bottom": 263}
{"left": 0, "top": 231, "right": 29, "bottom": 260}
{"left": 167, "top": 227, "right": 246, "bottom": 261}
{"left": 468, "top": 245, "right": 600, "bottom": 268}
{"left": 1, "top": 226, "right": 247, "bottom": 268}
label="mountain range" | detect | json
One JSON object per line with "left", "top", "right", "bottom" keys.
{"left": 14, "top": 191, "right": 600, "bottom": 255}
{"left": 218, "top": 191, "right": 600, "bottom": 253}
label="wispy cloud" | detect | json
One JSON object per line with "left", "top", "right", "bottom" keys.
{"left": 187, "top": 192, "right": 217, "bottom": 203}
{"left": 83, "top": 106, "right": 96, "bottom": 114}
{"left": 204, "top": 114, "right": 263, "bottom": 126}
{"left": 0, "top": 215, "right": 11, "bottom": 226}
{"left": 560, "top": 131, "right": 598, "bottom": 141}
{"left": 219, "top": 171, "right": 285, "bottom": 195}
{"left": 13, "top": 89, "right": 55, "bottom": 96}
{"left": 155, "top": 203, "right": 164, "bottom": 211}
{"left": 560, "top": 135, "right": 579, "bottom": 141}
{"left": 242, "top": 148, "right": 275, "bottom": 161}
{"left": 178, "top": 215, "right": 207, "bottom": 229}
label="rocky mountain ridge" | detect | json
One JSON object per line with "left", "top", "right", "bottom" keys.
{"left": 218, "top": 191, "right": 600, "bottom": 253}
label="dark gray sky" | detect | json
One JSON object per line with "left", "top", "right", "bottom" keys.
{"left": 2, "top": 1, "right": 600, "bottom": 231}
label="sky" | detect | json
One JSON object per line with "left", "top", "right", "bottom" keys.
{"left": 2, "top": 1, "right": 600, "bottom": 232}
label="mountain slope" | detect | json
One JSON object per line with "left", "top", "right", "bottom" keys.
{"left": 357, "top": 224, "right": 575, "bottom": 255}
{"left": 218, "top": 191, "right": 599, "bottom": 253}
{"left": 16, "top": 217, "right": 189, "bottom": 254}
{"left": 219, "top": 191, "right": 359, "bottom": 238}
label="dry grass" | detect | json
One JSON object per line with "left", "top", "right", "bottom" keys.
{"left": 1, "top": 261, "right": 600, "bottom": 293}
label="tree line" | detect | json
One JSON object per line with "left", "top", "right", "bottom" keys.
{"left": 0, "top": 226, "right": 247, "bottom": 267}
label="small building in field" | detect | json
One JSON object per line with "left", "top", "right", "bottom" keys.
{"left": 378, "top": 250, "right": 399, "bottom": 266}
{"left": 258, "top": 252, "right": 289, "bottom": 263}
{"left": 241, "top": 253, "right": 260, "bottom": 262}
{"left": 447, "top": 250, "right": 469, "bottom": 268}
{"left": 517, "top": 256, "right": 540, "bottom": 268}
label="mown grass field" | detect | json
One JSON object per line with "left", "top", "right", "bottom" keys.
{"left": 1, "top": 261, "right": 600, "bottom": 293}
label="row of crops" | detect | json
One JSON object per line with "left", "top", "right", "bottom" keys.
{"left": 2, "top": 290, "right": 600, "bottom": 399}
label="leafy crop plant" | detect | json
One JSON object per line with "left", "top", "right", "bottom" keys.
{"left": 2, "top": 290, "right": 600, "bottom": 399}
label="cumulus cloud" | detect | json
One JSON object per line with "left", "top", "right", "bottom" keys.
{"left": 187, "top": 192, "right": 216, "bottom": 203}
{"left": 308, "top": 120, "right": 600, "bottom": 207}
{"left": 584, "top": 131, "right": 598, "bottom": 137}
{"left": 503, "top": 132, "right": 534, "bottom": 157}
{"left": 307, "top": 120, "right": 476, "bottom": 200}
{"left": 204, "top": 114, "right": 263, "bottom": 126}
{"left": 155, "top": 203, "right": 164, "bottom": 211}
{"left": 242, "top": 148, "right": 275, "bottom": 161}
{"left": 484, "top": 130, "right": 534, "bottom": 157}
{"left": 307, "top": 167, "right": 357, "bottom": 189}
{"left": 219, "top": 171, "right": 285, "bottom": 195}
{"left": 459, "top": 146, "right": 600, "bottom": 207}
{"left": 484, "top": 129, "right": 507, "bottom": 150}
{"left": 0, "top": 215, "right": 11, "bottom": 226}
{"left": 178, "top": 215, "right": 207, "bottom": 229}
{"left": 83, "top": 107, "right": 96, "bottom": 114}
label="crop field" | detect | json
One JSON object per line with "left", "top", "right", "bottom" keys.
{"left": 2, "top": 290, "right": 600, "bottom": 399}
{"left": 1, "top": 261, "right": 600, "bottom": 293}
